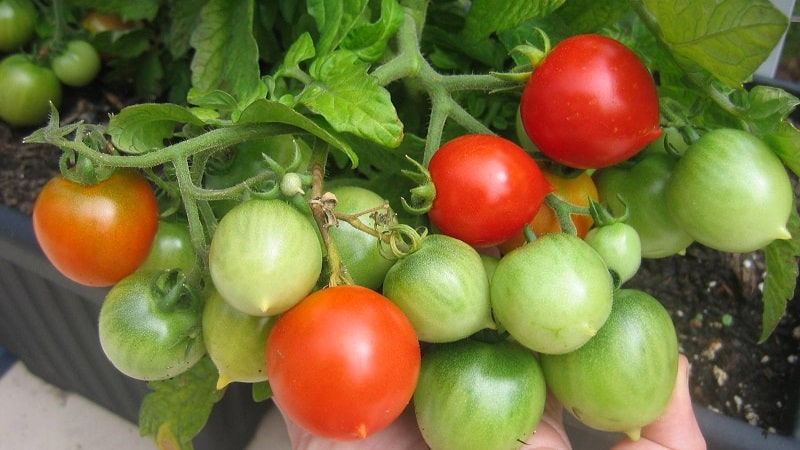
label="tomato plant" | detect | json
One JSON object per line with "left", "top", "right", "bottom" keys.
{"left": 540, "top": 289, "right": 679, "bottom": 441}
{"left": 519, "top": 34, "right": 662, "bottom": 169}
{"left": 0, "top": 0, "right": 37, "bottom": 52}
{"left": 266, "top": 285, "right": 420, "bottom": 440}
{"left": 666, "top": 128, "right": 794, "bottom": 253}
{"left": 427, "top": 134, "right": 551, "bottom": 247}
{"left": 0, "top": 54, "right": 62, "bottom": 127}
{"left": 382, "top": 233, "right": 494, "bottom": 342}
{"left": 32, "top": 169, "right": 159, "bottom": 287}
{"left": 50, "top": 40, "right": 101, "bottom": 87}
{"left": 499, "top": 168, "right": 598, "bottom": 253}
{"left": 491, "top": 232, "right": 614, "bottom": 354}
{"left": 208, "top": 199, "right": 322, "bottom": 316}
{"left": 98, "top": 270, "right": 205, "bottom": 381}
{"left": 414, "top": 338, "right": 546, "bottom": 450}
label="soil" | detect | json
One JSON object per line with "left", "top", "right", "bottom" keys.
{"left": 2, "top": 81, "right": 800, "bottom": 439}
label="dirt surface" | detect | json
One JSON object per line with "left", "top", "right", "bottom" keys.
{"left": 2, "top": 83, "right": 800, "bottom": 437}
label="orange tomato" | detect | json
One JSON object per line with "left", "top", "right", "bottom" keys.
{"left": 499, "top": 169, "right": 598, "bottom": 254}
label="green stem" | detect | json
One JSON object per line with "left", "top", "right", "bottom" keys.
{"left": 172, "top": 156, "right": 208, "bottom": 289}
{"left": 50, "top": 0, "right": 67, "bottom": 49}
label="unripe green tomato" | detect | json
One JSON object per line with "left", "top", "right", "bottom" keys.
{"left": 666, "top": 128, "right": 793, "bottom": 253}
{"left": 491, "top": 232, "right": 613, "bottom": 354}
{"left": 0, "top": 0, "right": 37, "bottom": 52}
{"left": 540, "top": 289, "right": 679, "bottom": 441}
{"left": 50, "top": 40, "right": 101, "bottom": 87}
{"left": 584, "top": 222, "right": 642, "bottom": 285}
{"left": 0, "top": 54, "right": 62, "bottom": 127}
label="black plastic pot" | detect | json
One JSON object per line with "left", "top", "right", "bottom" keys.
{"left": 0, "top": 204, "right": 268, "bottom": 450}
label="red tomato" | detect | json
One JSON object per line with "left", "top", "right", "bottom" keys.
{"left": 266, "top": 285, "right": 421, "bottom": 440}
{"left": 32, "top": 169, "right": 159, "bottom": 287}
{"left": 520, "top": 34, "right": 662, "bottom": 169}
{"left": 499, "top": 168, "right": 598, "bottom": 253}
{"left": 427, "top": 134, "right": 551, "bottom": 247}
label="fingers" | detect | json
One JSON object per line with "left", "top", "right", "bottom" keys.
{"left": 521, "top": 391, "right": 573, "bottom": 450}
{"left": 611, "top": 354, "right": 707, "bottom": 450}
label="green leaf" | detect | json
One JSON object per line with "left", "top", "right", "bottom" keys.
{"left": 552, "top": 0, "right": 632, "bottom": 34}
{"left": 307, "top": 0, "right": 369, "bottom": 56}
{"left": 166, "top": 0, "right": 208, "bottom": 59}
{"left": 763, "top": 121, "right": 800, "bottom": 177}
{"left": 237, "top": 99, "right": 358, "bottom": 166}
{"left": 760, "top": 207, "right": 800, "bottom": 343}
{"left": 738, "top": 86, "right": 800, "bottom": 176}
{"left": 341, "top": 0, "right": 404, "bottom": 62}
{"left": 252, "top": 381, "right": 272, "bottom": 402}
{"left": 139, "top": 357, "right": 224, "bottom": 450}
{"left": 298, "top": 50, "right": 403, "bottom": 148}
{"left": 633, "top": 0, "right": 789, "bottom": 88}
{"left": 190, "top": 0, "right": 261, "bottom": 100}
{"left": 107, "top": 104, "right": 206, "bottom": 154}
{"left": 462, "top": 0, "right": 565, "bottom": 42}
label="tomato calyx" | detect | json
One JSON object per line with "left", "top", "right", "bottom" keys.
{"left": 149, "top": 269, "right": 201, "bottom": 315}
{"left": 509, "top": 28, "right": 551, "bottom": 73}
{"left": 400, "top": 155, "right": 435, "bottom": 215}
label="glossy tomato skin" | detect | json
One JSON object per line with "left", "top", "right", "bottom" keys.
{"left": 50, "top": 40, "right": 101, "bottom": 87}
{"left": 33, "top": 169, "right": 159, "bottom": 287}
{"left": 0, "top": 0, "right": 37, "bottom": 52}
{"left": 520, "top": 34, "right": 662, "bottom": 169}
{"left": 499, "top": 168, "right": 598, "bottom": 254}
{"left": 584, "top": 222, "right": 642, "bottom": 285}
{"left": 540, "top": 289, "right": 679, "bottom": 440}
{"left": 491, "top": 232, "right": 613, "bottom": 355}
{"left": 327, "top": 185, "right": 396, "bottom": 290}
{"left": 203, "top": 287, "right": 275, "bottom": 389}
{"left": 413, "top": 338, "right": 546, "bottom": 450}
{"left": 0, "top": 54, "right": 62, "bottom": 127}
{"left": 266, "top": 285, "right": 420, "bottom": 440}
{"left": 428, "top": 134, "right": 551, "bottom": 247}
{"left": 382, "top": 234, "right": 494, "bottom": 343}
{"left": 98, "top": 270, "right": 206, "bottom": 381}
{"left": 666, "top": 128, "right": 794, "bottom": 253}
{"left": 139, "top": 220, "right": 197, "bottom": 274}
{"left": 209, "top": 199, "right": 322, "bottom": 316}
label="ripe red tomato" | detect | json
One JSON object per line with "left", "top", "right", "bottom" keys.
{"left": 32, "top": 169, "right": 160, "bottom": 287}
{"left": 427, "top": 134, "right": 551, "bottom": 247}
{"left": 266, "top": 285, "right": 420, "bottom": 440}
{"left": 519, "top": 34, "right": 662, "bottom": 169}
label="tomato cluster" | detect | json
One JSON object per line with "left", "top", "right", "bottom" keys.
{"left": 27, "top": 30, "right": 797, "bottom": 450}
{"left": 0, "top": 0, "right": 102, "bottom": 127}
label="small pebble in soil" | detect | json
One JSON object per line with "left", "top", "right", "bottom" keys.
{"left": 713, "top": 365, "right": 728, "bottom": 386}
{"left": 702, "top": 339, "right": 723, "bottom": 360}
{"left": 787, "top": 354, "right": 798, "bottom": 364}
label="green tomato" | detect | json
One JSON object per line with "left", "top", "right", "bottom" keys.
{"left": 50, "top": 40, "right": 101, "bottom": 87}
{"left": 98, "top": 270, "right": 205, "bottom": 381}
{"left": 139, "top": 220, "right": 196, "bottom": 274}
{"left": 327, "top": 185, "right": 396, "bottom": 290}
{"left": 491, "top": 232, "right": 613, "bottom": 354}
{"left": 209, "top": 199, "right": 322, "bottom": 316}
{"left": 540, "top": 289, "right": 679, "bottom": 441}
{"left": 666, "top": 128, "right": 793, "bottom": 253}
{"left": 594, "top": 152, "right": 694, "bottom": 258}
{"left": 202, "top": 287, "right": 275, "bottom": 389}
{"left": 0, "top": 54, "right": 62, "bottom": 127}
{"left": 382, "top": 234, "right": 494, "bottom": 343}
{"left": 584, "top": 222, "right": 642, "bottom": 285}
{"left": 0, "top": 0, "right": 37, "bottom": 52}
{"left": 413, "top": 338, "right": 546, "bottom": 450}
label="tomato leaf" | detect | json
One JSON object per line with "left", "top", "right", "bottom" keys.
{"left": 462, "top": 0, "right": 565, "bottom": 42}
{"left": 68, "top": 0, "right": 160, "bottom": 21}
{"left": 742, "top": 85, "right": 800, "bottom": 177}
{"left": 551, "top": 0, "right": 631, "bottom": 35}
{"left": 341, "top": 0, "right": 404, "bottom": 62}
{"left": 760, "top": 207, "right": 800, "bottom": 343}
{"left": 237, "top": 99, "right": 359, "bottom": 166}
{"left": 297, "top": 50, "right": 403, "bottom": 148}
{"left": 763, "top": 122, "right": 800, "bottom": 177}
{"left": 633, "top": 0, "right": 788, "bottom": 88}
{"left": 189, "top": 0, "right": 261, "bottom": 102}
{"left": 251, "top": 381, "right": 273, "bottom": 402}
{"left": 139, "top": 357, "right": 224, "bottom": 450}
{"left": 107, "top": 104, "right": 206, "bottom": 154}
{"left": 307, "top": 0, "right": 369, "bottom": 56}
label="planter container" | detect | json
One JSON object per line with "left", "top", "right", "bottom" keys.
{"left": 0, "top": 204, "right": 268, "bottom": 450}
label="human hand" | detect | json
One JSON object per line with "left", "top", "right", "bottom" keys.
{"left": 276, "top": 354, "right": 706, "bottom": 450}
